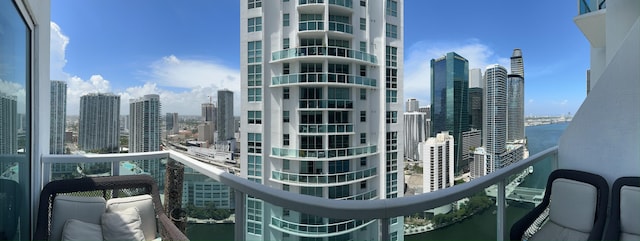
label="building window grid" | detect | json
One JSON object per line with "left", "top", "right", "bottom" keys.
{"left": 386, "top": 90, "right": 398, "bottom": 103}
{"left": 248, "top": 88, "right": 262, "bottom": 102}
{"left": 386, "top": 23, "right": 398, "bottom": 39}
{"left": 360, "top": 41, "right": 367, "bottom": 52}
{"left": 283, "top": 87, "right": 290, "bottom": 99}
{"left": 248, "top": 64, "right": 262, "bottom": 86}
{"left": 386, "top": 111, "right": 397, "bottom": 123}
{"left": 248, "top": 111, "right": 262, "bottom": 124}
{"left": 360, "top": 88, "right": 366, "bottom": 100}
{"left": 283, "top": 134, "right": 290, "bottom": 146}
{"left": 283, "top": 13, "right": 290, "bottom": 27}
{"left": 386, "top": 0, "right": 398, "bottom": 17}
{"left": 247, "top": 198, "right": 263, "bottom": 235}
{"left": 248, "top": 41, "right": 262, "bottom": 63}
{"left": 360, "top": 111, "right": 366, "bottom": 122}
{"left": 283, "top": 110, "right": 290, "bottom": 123}
{"left": 386, "top": 131, "right": 398, "bottom": 151}
{"left": 360, "top": 133, "right": 366, "bottom": 144}
{"left": 248, "top": 0, "right": 262, "bottom": 9}
{"left": 247, "top": 155, "right": 262, "bottom": 177}
{"left": 248, "top": 133, "right": 262, "bottom": 154}
{"left": 283, "top": 38, "right": 290, "bottom": 49}
{"left": 248, "top": 17, "right": 262, "bottom": 32}
{"left": 360, "top": 18, "right": 366, "bottom": 30}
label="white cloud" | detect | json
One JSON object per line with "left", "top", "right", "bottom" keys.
{"left": 50, "top": 21, "right": 241, "bottom": 116}
{"left": 404, "top": 39, "right": 508, "bottom": 107}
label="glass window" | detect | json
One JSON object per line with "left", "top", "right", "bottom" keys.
{"left": 386, "top": 0, "right": 398, "bottom": 17}
{"left": 283, "top": 13, "right": 290, "bottom": 27}
{"left": 283, "top": 63, "right": 289, "bottom": 75}
{"left": 360, "top": 65, "right": 366, "bottom": 77}
{"left": 385, "top": 46, "right": 398, "bottom": 67}
{"left": 360, "top": 18, "right": 366, "bottom": 30}
{"left": 283, "top": 134, "right": 290, "bottom": 146}
{"left": 283, "top": 160, "right": 290, "bottom": 170}
{"left": 248, "top": 64, "right": 262, "bottom": 86}
{"left": 386, "top": 23, "right": 398, "bottom": 39}
{"left": 248, "top": 0, "right": 262, "bottom": 8}
{"left": 360, "top": 111, "right": 366, "bottom": 122}
{"left": 283, "top": 111, "right": 290, "bottom": 123}
{"left": 360, "top": 133, "right": 366, "bottom": 144}
{"left": 360, "top": 181, "right": 367, "bottom": 189}
{"left": 283, "top": 87, "right": 290, "bottom": 99}
{"left": 360, "top": 157, "right": 367, "bottom": 166}
{"left": 247, "top": 41, "right": 262, "bottom": 63}
{"left": 1, "top": 1, "right": 31, "bottom": 239}
{"left": 360, "top": 41, "right": 366, "bottom": 52}
{"left": 360, "top": 88, "right": 366, "bottom": 100}
{"left": 386, "top": 111, "right": 397, "bottom": 123}
{"left": 248, "top": 17, "right": 262, "bottom": 32}
{"left": 248, "top": 111, "right": 262, "bottom": 124}
{"left": 248, "top": 88, "right": 262, "bottom": 102}
{"left": 283, "top": 38, "right": 290, "bottom": 49}
{"left": 360, "top": 0, "right": 366, "bottom": 6}
{"left": 248, "top": 133, "right": 262, "bottom": 154}
{"left": 386, "top": 90, "right": 398, "bottom": 103}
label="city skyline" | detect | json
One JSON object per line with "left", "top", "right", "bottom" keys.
{"left": 50, "top": 0, "right": 589, "bottom": 117}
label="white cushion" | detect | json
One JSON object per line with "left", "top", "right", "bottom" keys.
{"left": 620, "top": 186, "right": 640, "bottom": 236}
{"left": 530, "top": 220, "right": 590, "bottom": 241}
{"left": 51, "top": 195, "right": 106, "bottom": 241}
{"left": 101, "top": 207, "right": 146, "bottom": 241}
{"left": 61, "top": 219, "right": 103, "bottom": 241}
{"left": 106, "top": 194, "right": 157, "bottom": 240}
{"left": 549, "top": 178, "right": 597, "bottom": 233}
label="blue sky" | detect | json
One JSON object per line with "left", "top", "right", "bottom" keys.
{"left": 51, "top": 0, "right": 589, "bottom": 116}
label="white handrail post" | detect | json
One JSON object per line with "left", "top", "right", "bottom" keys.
{"left": 497, "top": 179, "right": 506, "bottom": 241}
{"left": 234, "top": 190, "right": 246, "bottom": 241}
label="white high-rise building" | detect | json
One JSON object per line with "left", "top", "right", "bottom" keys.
{"left": 50, "top": 80, "right": 66, "bottom": 154}
{"left": 483, "top": 64, "right": 507, "bottom": 173}
{"left": 217, "top": 89, "right": 234, "bottom": 142}
{"left": 469, "top": 68, "right": 483, "bottom": 88}
{"left": 240, "top": 0, "right": 404, "bottom": 240}
{"left": 420, "top": 131, "right": 454, "bottom": 193}
{"left": 405, "top": 98, "right": 419, "bottom": 112}
{"left": 201, "top": 102, "right": 216, "bottom": 142}
{"left": 129, "top": 94, "right": 163, "bottom": 186}
{"left": 404, "top": 112, "right": 428, "bottom": 161}
{"left": 79, "top": 93, "right": 120, "bottom": 153}
{"left": 470, "top": 147, "right": 487, "bottom": 179}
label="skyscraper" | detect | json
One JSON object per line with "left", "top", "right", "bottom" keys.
{"left": 79, "top": 93, "right": 120, "bottom": 153}
{"left": 507, "top": 74, "right": 525, "bottom": 141}
{"left": 510, "top": 48, "right": 524, "bottom": 78}
{"left": 468, "top": 87, "right": 483, "bottom": 131}
{"left": 50, "top": 80, "right": 66, "bottom": 154}
{"left": 165, "top": 112, "right": 179, "bottom": 135}
{"left": 420, "top": 131, "right": 454, "bottom": 193}
{"left": 0, "top": 93, "right": 17, "bottom": 154}
{"left": 469, "top": 68, "right": 483, "bottom": 88}
{"left": 217, "top": 89, "right": 234, "bottom": 142}
{"left": 430, "top": 52, "right": 469, "bottom": 174}
{"left": 240, "top": 0, "right": 404, "bottom": 240}
{"left": 483, "top": 64, "right": 508, "bottom": 172}
{"left": 406, "top": 98, "right": 419, "bottom": 112}
{"left": 202, "top": 102, "right": 216, "bottom": 124}
{"left": 129, "top": 94, "right": 163, "bottom": 186}
{"left": 404, "top": 112, "right": 428, "bottom": 160}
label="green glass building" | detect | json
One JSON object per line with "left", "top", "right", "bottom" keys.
{"left": 430, "top": 52, "right": 470, "bottom": 174}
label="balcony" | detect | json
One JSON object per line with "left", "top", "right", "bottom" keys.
{"left": 328, "top": 21, "right": 353, "bottom": 34}
{"left": 328, "top": 0, "right": 353, "bottom": 9}
{"left": 271, "top": 73, "right": 377, "bottom": 88}
{"left": 299, "top": 20, "right": 324, "bottom": 32}
{"left": 299, "top": 99, "right": 353, "bottom": 109}
{"left": 271, "top": 46, "right": 378, "bottom": 64}
{"left": 298, "top": 124, "right": 354, "bottom": 134}
{"left": 271, "top": 145, "right": 377, "bottom": 160}
{"left": 271, "top": 167, "right": 377, "bottom": 186}
{"left": 39, "top": 146, "right": 558, "bottom": 240}
{"left": 579, "top": 0, "right": 606, "bottom": 15}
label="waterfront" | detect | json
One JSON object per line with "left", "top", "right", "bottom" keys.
{"left": 185, "top": 123, "right": 568, "bottom": 240}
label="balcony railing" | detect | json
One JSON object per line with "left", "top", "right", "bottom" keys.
{"left": 329, "top": 0, "right": 352, "bottom": 8}
{"left": 299, "top": 21, "right": 324, "bottom": 31}
{"left": 328, "top": 21, "right": 353, "bottom": 34}
{"left": 299, "top": 99, "right": 353, "bottom": 109}
{"left": 299, "top": 124, "right": 354, "bottom": 133}
{"left": 299, "top": 0, "right": 324, "bottom": 5}
{"left": 271, "top": 217, "right": 373, "bottom": 237}
{"left": 271, "top": 167, "right": 377, "bottom": 186}
{"left": 271, "top": 145, "right": 377, "bottom": 159}
{"left": 41, "top": 146, "right": 558, "bottom": 241}
{"left": 271, "top": 46, "right": 377, "bottom": 64}
{"left": 271, "top": 73, "right": 377, "bottom": 88}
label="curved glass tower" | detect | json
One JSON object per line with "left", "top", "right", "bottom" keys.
{"left": 240, "top": 0, "right": 404, "bottom": 240}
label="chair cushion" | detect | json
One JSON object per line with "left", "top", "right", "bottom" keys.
{"left": 548, "top": 178, "right": 597, "bottom": 233}
{"left": 61, "top": 219, "right": 103, "bottom": 241}
{"left": 51, "top": 195, "right": 106, "bottom": 241}
{"left": 106, "top": 194, "right": 157, "bottom": 240}
{"left": 620, "top": 186, "right": 640, "bottom": 236}
{"left": 530, "top": 220, "right": 590, "bottom": 241}
{"left": 101, "top": 207, "right": 146, "bottom": 241}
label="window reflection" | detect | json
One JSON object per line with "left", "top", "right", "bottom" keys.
{"left": 0, "top": 0, "right": 30, "bottom": 240}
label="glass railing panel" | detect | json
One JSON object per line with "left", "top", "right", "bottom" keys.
{"left": 329, "top": 0, "right": 352, "bottom": 8}
{"left": 271, "top": 46, "right": 377, "bottom": 64}
{"left": 405, "top": 186, "right": 498, "bottom": 240}
{"left": 299, "top": 21, "right": 324, "bottom": 31}
{"left": 328, "top": 21, "right": 353, "bottom": 34}
{"left": 299, "top": 0, "right": 324, "bottom": 4}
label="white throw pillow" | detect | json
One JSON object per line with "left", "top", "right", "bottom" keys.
{"left": 61, "top": 219, "right": 103, "bottom": 241}
{"left": 101, "top": 207, "right": 146, "bottom": 241}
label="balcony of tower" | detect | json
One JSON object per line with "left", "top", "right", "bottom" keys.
{"left": 271, "top": 73, "right": 377, "bottom": 88}
{"left": 271, "top": 166, "right": 378, "bottom": 186}
{"left": 271, "top": 217, "right": 375, "bottom": 238}
{"left": 271, "top": 145, "right": 377, "bottom": 160}
{"left": 271, "top": 46, "right": 378, "bottom": 64}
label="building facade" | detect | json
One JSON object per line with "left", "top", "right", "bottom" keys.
{"left": 0, "top": 93, "right": 17, "bottom": 155}
{"left": 430, "top": 52, "right": 469, "bottom": 174}
{"left": 468, "top": 87, "right": 483, "bottom": 132}
{"left": 420, "top": 131, "right": 454, "bottom": 193}
{"left": 217, "top": 89, "right": 234, "bottom": 142}
{"left": 79, "top": 93, "right": 120, "bottom": 153}
{"left": 129, "top": 94, "right": 163, "bottom": 186}
{"left": 166, "top": 112, "right": 179, "bottom": 135}
{"left": 50, "top": 80, "right": 66, "bottom": 154}
{"left": 240, "top": 0, "right": 404, "bottom": 240}
{"left": 507, "top": 74, "right": 525, "bottom": 141}
{"left": 404, "top": 112, "right": 428, "bottom": 161}
{"left": 483, "top": 64, "right": 508, "bottom": 173}
{"left": 461, "top": 129, "right": 481, "bottom": 169}
{"left": 510, "top": 48, "right": 524, "bottom": 78}
{"left": 405, "top": 98, "right": 419, "bottom": 112}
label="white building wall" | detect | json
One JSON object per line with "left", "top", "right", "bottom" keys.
{"left": 420, "top": 132, "right": 454, "bottom": 193}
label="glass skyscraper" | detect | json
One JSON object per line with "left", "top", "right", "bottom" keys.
{"left": 483, "top": 64, "right": 508, "bottom": 172}
{"left": 430, "top": 52, "right": 469, "bottom": 174}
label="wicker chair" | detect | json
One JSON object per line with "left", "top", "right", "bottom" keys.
{"left": 35, "top": 175, "right": 189, "bottom": 241}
